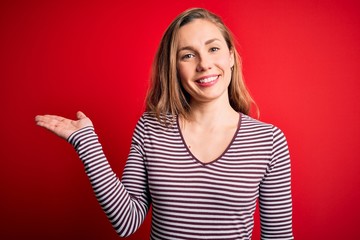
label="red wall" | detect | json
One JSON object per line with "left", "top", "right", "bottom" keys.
{"left": 1, "top": 0, "right": 360, "bottom": 239}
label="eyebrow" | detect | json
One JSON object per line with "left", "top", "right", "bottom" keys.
{"left": 177, "top": 38, "right": 222, "bottom": 52}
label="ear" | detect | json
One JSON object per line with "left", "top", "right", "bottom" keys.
{"left": 229, "top": 48, "right": 235, "bottom": 68}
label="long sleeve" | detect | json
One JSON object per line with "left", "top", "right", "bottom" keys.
{"left": 67, "top": 122, "right": 151, "bottom": 238}
{"left": 259, "top": 127, "right": 293, "bottom": 239}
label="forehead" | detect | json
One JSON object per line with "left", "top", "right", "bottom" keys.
{"left": 177, "top": 19, "right": 225, "bottom": 47}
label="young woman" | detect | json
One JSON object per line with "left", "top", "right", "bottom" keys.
{"left": 35, "top": 8, "right": 293, "bottom": 240}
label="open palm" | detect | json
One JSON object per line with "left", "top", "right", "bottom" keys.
{"left": 35, "top": 111, "right": 93, "bottom": 140}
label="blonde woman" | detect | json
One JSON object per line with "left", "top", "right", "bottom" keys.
{"left": 36, "top": 8, "right": 293, "bottom": 239}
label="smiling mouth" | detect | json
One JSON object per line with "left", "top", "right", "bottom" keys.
{"left": 196, "top": 75, "right": 219, "bottom": 83}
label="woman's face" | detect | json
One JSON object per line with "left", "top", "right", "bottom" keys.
{"left": 176, "top": 19, "right": 234, "bottom": 105}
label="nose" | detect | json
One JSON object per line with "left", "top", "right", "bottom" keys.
{"left": 196, "top": 55, "right": 212, "bottom": 72}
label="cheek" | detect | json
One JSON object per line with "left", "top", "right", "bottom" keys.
{"left": 176, "top": 65, "right": 189, "bottom": 89}
{"left": 177, "top": 63, "right": 191, "bottom": 82}
{"left": 216, "top": 55, "right": 233, "bottom": 84}
{"left": 215, "top": 53, "right": 233, "bottom": 69}
{"left": 177, "top": 68, "right": 185, "bottom": 81}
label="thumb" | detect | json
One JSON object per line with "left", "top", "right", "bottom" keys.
{"left": 76, "top": 111, "right": 87, "bottom": 119}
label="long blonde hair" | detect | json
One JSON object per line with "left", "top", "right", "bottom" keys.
{"left": 146, "top": 8, "right": 257, "bottom": 122}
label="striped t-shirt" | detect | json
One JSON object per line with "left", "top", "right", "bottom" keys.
{"left": 68, "top": 112, "right": 293, "bottom": 239}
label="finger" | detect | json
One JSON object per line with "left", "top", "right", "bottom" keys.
{"left": 77, "top": 111, "right": 87, "bottom": 119}
{"left": 36, "top": 118, "right": 57, "bottom": 131}
{"left": 43, "top": 114, "right": 66, "bottom": 122}
{"left": 35, "top": 115, "right": 59, "bottom": 122}
{"left": 35, "top": 115, "right": 42, "bottom": 122}
{"left": 35, "top": 115, "right": 53, "bottom": 124}
{"left": 36, "top": 119, "right": 69, "bottom": 139}
{"left": 35, "top": 115, "right": 66, "bottom": 128}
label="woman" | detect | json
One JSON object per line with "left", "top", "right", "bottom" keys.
{"left": 35, "top": 8, "right": 293, "bottom": 239}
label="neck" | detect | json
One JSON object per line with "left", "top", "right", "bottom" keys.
{"left": 185, "top": 98, "right": 238, "bottom": 128}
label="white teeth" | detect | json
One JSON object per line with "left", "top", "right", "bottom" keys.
{"left": 198, "top": 76, "right": 218, "bottom": 83}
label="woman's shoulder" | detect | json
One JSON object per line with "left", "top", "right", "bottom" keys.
{"left": 240, "top": 113, "right": 283, "bottom": 133}
{"left": 239, "top": 114, "right": 288, "bottom": 146}
{"left": 137, "top": 111, "right": 177, "bottom": 129}
{"left": 140, "top": 111, "right": 175, "bottom": 122}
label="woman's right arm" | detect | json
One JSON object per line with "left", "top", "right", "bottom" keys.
{"left": 35, "top": 112, "right": 151, "bottom": 237}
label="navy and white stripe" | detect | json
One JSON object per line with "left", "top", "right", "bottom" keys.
{"left": 68, "top": 112, "right": 293, "bottom": 239}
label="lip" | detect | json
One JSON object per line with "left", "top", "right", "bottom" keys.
{"left": 195, "top": 74, "right": 220, "bottom": 87}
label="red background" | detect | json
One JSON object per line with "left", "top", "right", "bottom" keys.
{"left": 1, "top": 0, "right": 360, "bottom": 239}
